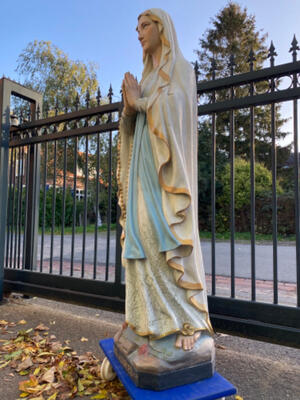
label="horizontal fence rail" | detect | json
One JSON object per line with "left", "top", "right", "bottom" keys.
{"left": 2, "top": 39, "right": 300, "bottom": 347}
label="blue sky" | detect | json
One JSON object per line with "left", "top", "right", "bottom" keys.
{"left": 1, "top": 0, "right": 299, "bottom": 100}
{"left": 1, "top": 0, "right": 299, "bottom": 144}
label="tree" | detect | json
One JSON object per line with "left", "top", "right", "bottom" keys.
{"left": 198, "top": 120, "right": 227, "bottom": 231}
{"left": 15, "top": 41, "right": 118, "bottom": 227}
{"left": 216, "top": 158, "right": 283, "bottom": 232}
{"left": 195, "top": 2, "right": 291, "bottom": 169}
{"left": 16, "top": 40, "right": 99, "bottom": 111}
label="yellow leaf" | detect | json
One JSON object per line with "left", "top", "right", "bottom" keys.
{"left": 77, "top": 378, "right": 85, "bottom": 392}
{"left": 18, "top": 320, "right": 27, "bottom": 325}
{"left": 235, "top": 397, "right": 244, "bottom": 400}
{"left": 47, "top": 393, "right": 57, "bottom": 400}
{"left": 91, "top": 392, "right": 108, "bottom": 400}
{"left": 33, "top": 367, "right": 40, "bottom": 376}
{"left": 20, "top": 393, "right": 29, "bottom": 398}
{"left": 19, "top": 370, "right": 30, "bottom": 376}
{"left": 58, "top": 361, "right": 64, "bottom": 369}
{"left": 80, "top": 337, "right": 88, "bottom": 342}
{"left": 0, "top": 360, "right": 10, "bottom": 369}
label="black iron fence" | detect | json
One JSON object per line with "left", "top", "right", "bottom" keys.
{"left": 1, "top": 39, "right": 300, "bottom": 347}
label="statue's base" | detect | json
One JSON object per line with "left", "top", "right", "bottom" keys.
{"left": 114, "top": 338, "right": 214, "bottom": 390}
{"left": 99, "top": 338, "right": 237, "bottom": 400}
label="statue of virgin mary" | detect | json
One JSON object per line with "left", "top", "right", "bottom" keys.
{"left": 106, "top": 8, "right": 215, "bottom": 389}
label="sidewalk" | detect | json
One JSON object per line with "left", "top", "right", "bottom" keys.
{"left": 0, "top": 295, "right": 299, "bottom": 400}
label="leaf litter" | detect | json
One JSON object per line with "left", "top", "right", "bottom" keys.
{"left": 0, "top": 322, "right": 130, "bottom": 399}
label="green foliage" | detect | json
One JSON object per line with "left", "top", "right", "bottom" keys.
{"left": 195, "top": 2, "right": 291, "bottom": 169}
{"left": 216, "top": 158, "right": 283, "bottom": 231}
{"left": 40, "top": 187, "right": 82, "bottom": 228}
{"left": 16, "top": 40, "right": 99, "bottom": 110}
{"left": 196, "top": 2, "right": 268, "bottom": 78}
{"left": 198, "top": 120, "right": 227, "bottom": 230}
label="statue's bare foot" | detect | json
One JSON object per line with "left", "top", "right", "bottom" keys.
{"left": 175, "top": 331, "right": 201, "bottom": 351}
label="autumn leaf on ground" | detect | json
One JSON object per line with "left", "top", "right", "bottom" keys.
{"left": 215, "top": 344, "right": 226, "bottom": 350}
{"left": 35, "top": 324, "right": 49, "bottom": 331}
{"left": 80, "top": 337, "right": 88, "bottom": 342}
{"left": 18, "top": 320, "right": 27, "bottom": 325}
{"left": 1, "top": 326, "right": 130, "bottom": 399}
{"left": 41, "top": 366, "right": 56, "bottom": 383}
{"left": 16, "top": 356, "right": 33, "bottom": 372}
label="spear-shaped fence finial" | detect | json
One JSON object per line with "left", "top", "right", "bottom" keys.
{"left": 228, "top": 54, "right": 236, "bottom": 76}
{"left": 96, "top": 87, "right": 101, "bottom": 106}
{"left": 85, "top": 89, "right": 90, "bottom": 109}
{"left": 75, "top": 93, "right": 80, "bottom": 111}
{"left": 248, "top": 47, "right": 256, "bottom": 71}
{"left": 268, "top": 41, "right": 277, "bottom": 67}
{"left": 36, "top": 104, "right": 40, "bottom": 120}
{"left": 210, "top": 57, "right": 217, "bottom": 80}
{"left": 194, "top": 60, "right": 199, "bottom": 83}
{"left": 108, "top": 84, "right": 113, "bottom": 103}
{"left": 289, "top": 35, "right": 300, "bottom": 62}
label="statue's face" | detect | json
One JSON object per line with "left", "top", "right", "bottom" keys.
{"left": 137, "top": 15, "right": 161, "bottom": 55}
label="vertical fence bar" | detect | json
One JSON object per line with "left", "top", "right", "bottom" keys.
{"left": 14, "top": 147, "right": 22, "bottom": 269}
{"left": 93, "top": 132, "right": 100, "bottom": 280}
{"left": 9, "top": 149, "right": 16, "bottom": 269}
{"left": 17, "top": 147, "right": 24, "bottom": 269}
{"left": 22, "top": 146, "right": 30, "bottom": 269}
{"left": 294, "top": 96, "right": 300, "bottom": 307}
{"left": 81, "top": 136, "right": 88, "bottom": 278}
{"left": 40, "top": 142, "right": 48, "bottom": 272}
{"left": 105, "top": 130, "right": 112, "bottom": 281}
{"left": 6, "top": 149, "right": 13, "bottom": 268}
{"left": 229, "top": 56, "right": 235, "bottom": 298}
{"left": 71, "top": 137, "right": 77, "bottom": 277}
{"left": 115, "top": 105, "right": 123, "bottom": 286}
{"left": 60, "top": 139, "right": 67, "bottom": 275}
{"left": 210, "top": 59, "right": 217, "bottom": 296}
{"left": 105, "top": 87, "right": 113, "bottom": 282}
{"left": 249, "top": 49, "right": 256, "bottom": 301}
{"left": 290, "top": 37, "right": 300, "bottom": 307}
{"left": 271, "top": 99, "right": 278, "bottom": 305}
{"left": 250, "top": 102, "right": 256, "bottom": 301}
{"left": 50, "top": 141, "right": 57, "bottom": 274}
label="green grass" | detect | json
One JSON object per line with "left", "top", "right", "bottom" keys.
{"left": 199, "top": 230, "right": 296, "bottom": 242}
{"left": 38, "top": 223, "right": 116, "bottom": 235}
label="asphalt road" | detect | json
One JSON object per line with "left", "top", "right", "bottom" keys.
{"left": 26, "top": 233, "right": 297, "bottom": 283}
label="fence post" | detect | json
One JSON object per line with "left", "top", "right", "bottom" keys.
{"left": 0, "top": 79, "right": 10, "bottom": 301}
{"left": 0, "top": 79, "right": 42, "bottom": 300}
{"left": 23, "top": 104, "right": 41, "bottom": 271}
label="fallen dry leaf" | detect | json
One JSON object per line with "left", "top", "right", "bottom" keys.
{"left": 18, "top": 320, "right": 27, "bottom": 325}
{"left": 35, "top": 324, "right": 49, "bottom": 331}
{"left": 16, "top": 356, "right": 33, "bottom": 372}
{"left": 1, "top": 325, "right": 130, "bottom": 400}
{"left": 41, "top": 366, "right": 56, "bottom": 383}
{"left": 80, "top": 337, "right": 88, "bottom": 342}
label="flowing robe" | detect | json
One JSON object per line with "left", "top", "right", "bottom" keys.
{"left": 117, "top": 8, "right": 213, "bottom": 341}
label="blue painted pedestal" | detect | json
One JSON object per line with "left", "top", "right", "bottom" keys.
{"left": 99, "top": 338, "right": 237, "bottom": 400}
